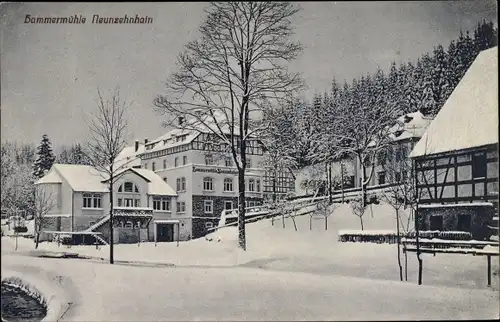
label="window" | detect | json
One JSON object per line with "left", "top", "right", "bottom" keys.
{"left": 174, "top": 157, "right": 179, "bottom": 167}
{"left": 224, "top": 178, "right": 233, "bottom": 191}
{"left": 256, "top": 179, "right": 261, "bottom": 192}
{"left": 378, "top": 171, "right": 386, "bottom": 185}
{"left": 204, "top": 200, "right": 213, "bottom": 213}
{"left": 117, "top": 198, "right": 123, "bottom": 207}
{"left": 83, "top": 193, "right": 102, "bottom": 209}
{"left": 205, "top": 222, "right": 214, "bottom": 229}
{"left": 177, "top": 201, "right": 186, "bottom": 213}
{"left": 183, "top": 155, "right": 187, "bottom": 165}
{"left": 153, "top": 197, "right": 171, "bottom": 211}
{"left": 205, "top": 154, "right": 214, "bottom": 165}
{"left": 152, "top": 162, "right": 156, "bottom": 171}
{"left": 246, "top": 158, "right": 252, "bottom": 168}
{"left": 176, "top": 177, "right": 186, "bottom": 192}
{"left": 120, "top": 182, "right": 139, "bottom": 193}
{"left": 225, "top": 156, "right": 233, "bottom": 167}
{"left": 134, "top": 199, "right": 141, "bottom": 207}
{"left": 224, "top": 201, "right": 233, "bottom": 210}
{"left": 472, "top": 153, "right": 487, "bottom": 178}
{"left": 457, "top": 214, "right": 472, "bottom": 231}
{"left": 430, "top": 215, "right": 443, "bottom": 231}
{"left": 203, "top": 177, "right": 214, "bottom": 191}
{"left": 83, "top": 193, "right": 92, "bottom": 208}
{"left": 163, "top": 159, "right": 167, "bottom": 169}
{"left": 248, "top": 179, "right": 255, "bottom": 192}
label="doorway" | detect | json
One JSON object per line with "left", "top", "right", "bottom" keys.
{"left": 157, "top": 223, "right": 174, "bottom": 242}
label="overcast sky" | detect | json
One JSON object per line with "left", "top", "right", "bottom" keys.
{"left": 1, "top": 1, "right": 497, "bottom": 149}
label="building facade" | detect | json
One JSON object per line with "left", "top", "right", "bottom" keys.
{"left": 137, "top": 129, "right": 295, "bottom": 239}
{"left": 295, "top": 111, "right": 433, "bottom": 196}
{"left": 410, "top": 46, "right": 498, "bottom": 240}
{"left": 34, "top": 164, "right": 178, "bottom": 244}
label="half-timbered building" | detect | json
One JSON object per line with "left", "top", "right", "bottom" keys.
{"left": 410, "top": 46, "right": 498, "bottom": 240}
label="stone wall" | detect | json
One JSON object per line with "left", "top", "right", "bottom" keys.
{"left": 191, "top": 194, "right": 263, "bottom": 238}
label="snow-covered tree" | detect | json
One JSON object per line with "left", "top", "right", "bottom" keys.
{"left": 1, "top": 143, "right": 36, "bottom": 215}
{"left": 431, "top": 44, "right": 449, "bottom": 112}
{"left": 32, "top": 134, "right": 56, "bottom": 179}
{"left": 153, "top": 2, "right": 304, "bottom": 251}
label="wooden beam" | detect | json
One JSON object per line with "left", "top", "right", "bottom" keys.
{"left": 417, "top": 177, "right": 498, "bottom": 190}
{"left": 454, "top": 155, "right": 459, "bottom": 203}
{"left": 418, "top": 195, "right": 498, "bottom": 204}
{"left": 439, "top": 157, "right": 454, "bottom": 200}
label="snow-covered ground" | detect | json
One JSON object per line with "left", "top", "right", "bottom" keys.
{"left": 2, "top": 253, "right": 498, "bottom": 321}
{"left": 1, "top": 201, "right": 498, "bottom": 320}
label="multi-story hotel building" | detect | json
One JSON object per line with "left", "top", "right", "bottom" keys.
{"left": 132, "top": 128, "right": 295, "bottom": 239}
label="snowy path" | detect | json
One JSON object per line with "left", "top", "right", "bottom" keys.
{"left": 2, "top": 253, "right": 499, "bottom": 321}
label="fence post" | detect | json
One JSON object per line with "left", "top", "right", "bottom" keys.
{"left": 487, "top": 255, "right": 492, "bottom": 286}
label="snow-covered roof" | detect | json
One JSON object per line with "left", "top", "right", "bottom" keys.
{"left": 50, "top": 164, "right": 108, "bottom": 192}
{"left": 389, "top": 111, "right": 433, "bottom": 142}
{"left": 114, "top": 143, "right": 145, "bottom": 169}
{"left": 140, "top": 129, "right": 200, "bottom": 155}
{"left": 34, "top": 170, "right": 63, "bottom": 184}
{"left": 411, "top": 46, "right": 498, "bottom": 158}
{"left": 367, "top": 111, "right": 433, "bottom": 148}
{"left": 130, "top": 168, "right": 177, "bottom": 196}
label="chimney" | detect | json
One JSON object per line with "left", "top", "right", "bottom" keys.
{"left": 134, "top": 140, "right": 139, "bottom": 152}
{"left": 144, "top": 138, "right": 149, "bottom": 145}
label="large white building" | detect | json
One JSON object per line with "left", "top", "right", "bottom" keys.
{"left": 34, "top": 164, "right": 178, "bottom": 244}
{"left": 125, "top": 128, "right": 295, "bottom": 239}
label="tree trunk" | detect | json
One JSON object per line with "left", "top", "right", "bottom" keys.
{"left": 325, "top": 216, "right": 328, "bottom": 231}
{"left": 35, "top": 231, "right": 40, "bottom": 249}
{"left": 327, "top": 162, "right": 333, "bottom": 204}
{"left": 359, "top": 216, "right": 364, "bottom": 231}
{"left": 396, "top": 208, "right": 403, "bottom": 281}
{"left": 238, "top": 168, "right": 246, "bottom": 251}
{"left": 415, "top": 206, "right": 423, "bottom": 285}
{"left": 340, "top": 162, "right": 345, "bottom": 203}
{"left": 282, "top": 213, "right": 285, "bottom": 228}
{"left": 109, "top": 169, "right": 114, "bottom": 264}
{"left": 291, "top": 214, "right": 298, "bottom": 231}
{"left": 404, "top": 251, "right": 408, "bottom": 281}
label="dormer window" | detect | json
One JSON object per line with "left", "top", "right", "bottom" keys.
{"left": 403, "top": 115, "right": 413, "bottom": 123}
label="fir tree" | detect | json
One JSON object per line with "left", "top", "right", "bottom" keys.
{"left": 431, "top": 44, "right": 449, "bottom": 113}
{"left": 32, "top": 134, "right": 56, "bottom": 178}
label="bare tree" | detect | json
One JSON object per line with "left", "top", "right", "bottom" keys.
{"left": 380, "top": 145, "right": 421, "bottom": 281}
{"left": 350, "top": 197, "right": 367, "bottom": 231}
{"left": 153, "top": 2, "right": 304, "bottom": 250}
{"left": 33, "top": 186, "right": 57, "bottom": 249}
{"left": 316, "top": 198, "right": 335, "bottom": 231}
{"left": 85, "top": 87, "right": 131, "bottom": 264}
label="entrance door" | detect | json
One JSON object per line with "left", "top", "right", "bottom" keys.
{"left": 157, "top": 224, "right": 174, "bottom": 242}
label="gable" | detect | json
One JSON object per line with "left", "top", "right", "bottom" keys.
{"left": 411, "top": 47, "right": 498, "bottom": 158}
